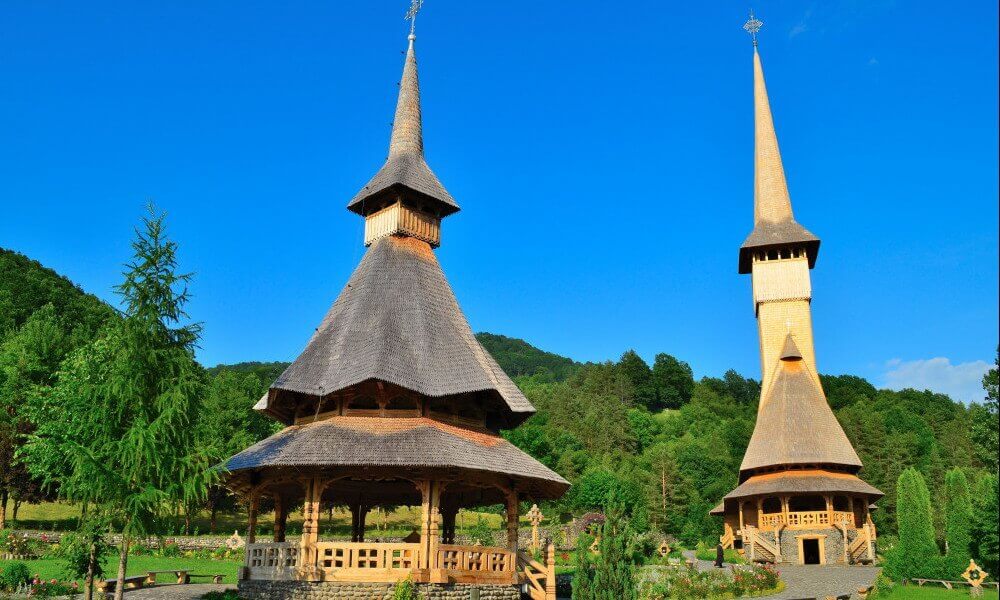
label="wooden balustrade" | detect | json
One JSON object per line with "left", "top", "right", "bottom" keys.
{"left": 759, "top": 510, "right": 854, "bottom": 529}
{"left": 243, "top": 541, "right": 521, "bottom": 584}
{"left": 246, "top": 542, "right": 300, "bottom": 580}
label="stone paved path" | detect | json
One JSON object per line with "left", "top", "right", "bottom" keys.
{"left": 682, "top": 551, "right": 879, "bottom": 599}
{"left": 123, "top": 583, "right": 235, "bottom": 599}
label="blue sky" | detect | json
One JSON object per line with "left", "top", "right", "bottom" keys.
{"left": 2, "top": 1, "right": 997, "bottom": 402}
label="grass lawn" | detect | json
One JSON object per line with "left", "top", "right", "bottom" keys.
{"left": 13, "top": 502, "right": 510, "bottom": 538}
{"left": 881, "top": 586, "right": 999, "bottom": 599}
{"left": 0, "top": 556, "right": 242, "bottom": 586}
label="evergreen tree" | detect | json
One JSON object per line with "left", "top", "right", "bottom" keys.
{"left": 970, "top": 474, "right": 999, "bottom": 575}
{"left": 650, "top": 353, "right": 694, "bottom": 410}
{"left": 943, "top": 468, "right": 973, "bottom": 577}
{"left": 889, "top": 468, "right": 941, "bottom": 580}
{"left": 590, "top": 507, "right": 636, "bottom": 600}
{"left": 570, "top": 532, "right": 594, "bottom": 600}
{"left": 23, "top": 207, "right": 213, "bottom": 600}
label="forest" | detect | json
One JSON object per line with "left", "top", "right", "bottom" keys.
{"left": 2, "top": 239, "right": 998, "bottom": 570}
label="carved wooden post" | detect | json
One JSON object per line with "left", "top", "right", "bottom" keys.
{"left": 545, "top": 540, "right": 556, "bottom": 600}
{"left": 242, "top": 489, "right": 260, "bottom": 581}
{"left": 527, "top": 504, "right": 544, "bottom": 553}
{"left": 273, "top": 494, "right": 287, "bottom": 543}
{"left": 300, "top": 478, "right": 322, "bottom": 579}
{"left": 506, "top": 490, "right": 520, "bottom": 554}
{"left": 418, "top": 480, "right": 441, "bottom": 571}
{"left": 825, "top": 495, "right": 834, "bottom": 527}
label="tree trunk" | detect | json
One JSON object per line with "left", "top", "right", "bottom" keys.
{"left": 84, "top": 540, "right": 97, "bottom": 600}
{"left": 12, "top": 499, "right": 20, "bottom": 522}
{"left": 184, "top": 510, "right": 191, "bottom": 535}
{"left": 210, "top": 503, "right": 218, "bottom": 534}
{"left": 113, "top": 537, "right": 130, "bottom": 600}
{"left": 661, "top": 466, "right": 667, "bottom": 512}
{"left": 0, "top": 488, "right": 7, "bottom": 530}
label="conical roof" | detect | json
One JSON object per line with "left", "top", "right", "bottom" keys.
{"left": 739, "top": 335, "right": 862, "bottom": 476}
{"left": 348, "top": 35, "right": 459, "bottom": 217}
{"left": 739, "top": 48, "right": 819, "bottom": 274}
{"left": 259, "top": 235, "right": 534, "bottom": 426}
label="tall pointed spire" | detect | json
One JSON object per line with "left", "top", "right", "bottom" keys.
{"left": 348, "top": 20, "right": 458, "bottom": 218}
{"left": 753, "top": 48, "right": 794, "bottom": 225}
{"left": 388, "top": 35, "right": 423, "bottom": 158}
{"left": 737, "top": 24, "right": 819, "bottom": 274}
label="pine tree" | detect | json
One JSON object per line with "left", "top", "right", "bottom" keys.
{"left": 944, "top": 468, "right": 973, "bottom": 577}
{"left": 889, "top": 468, "right": 941, "bottom": 580}
{"left": 23, "top": 206, "right": 213, "bottom": 600}
{"left": 570, "top": 532, "right": 594, "bottom": 600}
{"left": 971, "top": 474, "right": 999, "bottom": 575}
{"left": 590, "top": 508, "right": 637, "bottom": 600}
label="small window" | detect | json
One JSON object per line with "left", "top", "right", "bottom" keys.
{"left": 833, "top": 496, "right": 850, "bottom": 512}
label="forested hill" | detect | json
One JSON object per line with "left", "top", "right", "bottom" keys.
{"left": 0, "top": 247, "right": 115, "bottom": 336}
{"left": 3, "top": 246, "right": 997, "bottom": 553}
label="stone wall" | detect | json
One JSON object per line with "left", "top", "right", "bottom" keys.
{"left": 776, "top": 528, "right": 846, "bottom": 565}
{"left": 238, "top": 580, "right": 520, "bottom": 600}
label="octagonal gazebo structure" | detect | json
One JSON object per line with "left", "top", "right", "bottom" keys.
{"left": 222, "top": 22, "right": 567, "bottom": 600}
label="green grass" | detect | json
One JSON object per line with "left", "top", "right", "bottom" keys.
{"left": 11, "top": 502, "right": 510, "bottom": 537}
{"left": 0, "top": 556, "right": 241, "bottom": 586}
{"left": 879, "top": 586, "right": 999, "bottom": 599}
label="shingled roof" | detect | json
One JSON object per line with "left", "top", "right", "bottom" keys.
{"left": 225, "top": 416, "right": 569, "bottom": 499}
{"left": 261, "top": 235, "right": 535, "bottom": 425}
{"left": 348, "top": 35, "right": 458, "bottom": 217}
{"left": 738, "top": 48, "right": 820, "bottom": 274}
{"left": 739, "top": 335, "right": 862, "bottom": 476}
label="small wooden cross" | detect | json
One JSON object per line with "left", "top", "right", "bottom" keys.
{"left": 527, "top": 504, "right": 544, "bottom": 552}
{"left": 658, "top": 540, "right": 670, "bottom": 557}
{"left": 962, "top": 560, "right": 988, "bottom": 598}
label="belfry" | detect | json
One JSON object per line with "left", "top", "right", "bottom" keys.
{"left": 222, "top": 8, "right": 566, "bottom": 599}
{"left": 711, "top": 15, "right": 882, "bottom": 566}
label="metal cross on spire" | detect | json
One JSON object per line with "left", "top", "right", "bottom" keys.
{"left": 406, "top": 0, "right": 424, "bottom": 36}
{"left": 743, "top": 9, "right": 763, "bottom": 46}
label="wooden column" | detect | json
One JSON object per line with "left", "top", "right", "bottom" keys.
{"left": 246, "top": 492, "right": 259, "bottom": 544}
{"left": 848, "top": 497, "right": 856, "bottom": 528}
{"left": 300, "top": 478, "right": 322, "bottom": 578}
{"left": 781, "top": 496, "right": 790, "bottom": 524}
{"left": 440, "top": 505, "right": 457, "bottom": 544}
{"left": 418, "top": 481, "right": 441, "bottom": 570}
{"left": 825, "top": 495, "right": 834, "bottom": 527}
{"left": 738, "top": 502, "right": 745, "bottom": 531}
{"left": 273, "top": 495, "right": 287, "bottom": 542}
{"left": 506, "top": 490, "right": 520, "bottom": 554}
{"left": 358, "top": 505, "right": 368, "bottom": 542}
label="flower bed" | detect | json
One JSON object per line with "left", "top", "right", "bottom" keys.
{"left": 639, "top": 564, "right": 783, "bottom": 599}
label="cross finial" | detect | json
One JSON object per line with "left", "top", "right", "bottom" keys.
{"left": 406, "top": 0, "right": 424, "bottom": 37}
{"left": 743, "top": 10, "right": 763, "bottom": 47}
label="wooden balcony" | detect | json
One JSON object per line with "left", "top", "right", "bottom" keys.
{"left": 759, "top": 510, "right": 855, "bottom": 530}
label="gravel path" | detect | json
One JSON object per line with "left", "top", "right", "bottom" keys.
{"left": 123, "top": 583, "right": 234, "bottom": 599}
{"left": 681, "top": 550, "right": 880, "bottom": 599}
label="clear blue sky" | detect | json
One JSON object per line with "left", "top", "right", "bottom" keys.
{"left": 2, "top": 1, "right": 997, "bottom": 402}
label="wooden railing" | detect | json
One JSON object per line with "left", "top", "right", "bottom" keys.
{"left": 517, "top": 543, "right": 557, "bottom": 600}
{"left": 742, "top": 527, "right": 778, "bottom": 563}
{"left": 246, "top": 542, "right": 300, "bottom": 580}
{"left": 437, "top": 544, "right": 516, "bottom": 584}
{"left": 314, "top": 542, "right": 420, "bottom": 580}
{"left": 759, "top": 510, "right": 855, "bottom": 529}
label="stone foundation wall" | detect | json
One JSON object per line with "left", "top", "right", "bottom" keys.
{"left": 238, "top": 580, "right": 521, "bottom": 600}
{"left": 776, "top": 528, "right": 846, "bottom": 564}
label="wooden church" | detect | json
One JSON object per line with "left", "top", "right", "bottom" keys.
{"left": 710, "top": 25, "right": 883, "bottom": 566}
{"left": 222, "top": 13, "right": 567, "bottom": 600}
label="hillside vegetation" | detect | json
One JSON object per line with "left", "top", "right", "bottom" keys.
{"left": 1, "top": 244, "right": 997, "bottom": 572}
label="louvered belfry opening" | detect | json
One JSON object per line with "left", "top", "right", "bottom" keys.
{"left": 712, "top": 42, "right": 882, "bottom": 567}
{"left": 221, "top": 27, "right": 567, "bottom": 591}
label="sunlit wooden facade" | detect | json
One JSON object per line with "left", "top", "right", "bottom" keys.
{"left": 712, "top": 44, "right": 882, "bottom": 566}
{"left": 223, "top": 29, "right": 567, "bottom": 600}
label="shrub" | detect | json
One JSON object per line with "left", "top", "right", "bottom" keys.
{"left": 466, "top": 517, "right": 494, "bottom": 546}
{"left": 28, "top": 578, "right": 80, "bottom": 598}
{"left": 0, "top": 561, "right": 31, "bottom": 591}
{"left": 944, "top": 468, "right": 973, "bottom": 578}
{"left": 391, "top": 577, "right": 419, "bottom": 600}
{"left": 886, "top": 468, "right": 940, "bottom": 580}
{"left": 694, "top": 540, "right": 744, "bottom": 564}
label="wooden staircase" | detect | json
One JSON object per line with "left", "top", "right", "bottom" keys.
{"left": 517, "top": 542, "right": 556, "bottom": 600}
{"left": 743, "top": 526, "right": 779, "bottom": 563}
{"left": 848, "top": 523, "right": 876, "bottom": 564}
{"left": 720, "top": 524, "right": 735, "bottom": 550}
